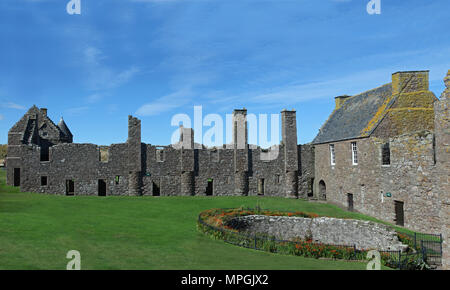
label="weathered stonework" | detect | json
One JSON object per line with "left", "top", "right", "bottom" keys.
{"left": 230, "top": 215, "right": 408, "bottom": 251}
{"left": 314, "top": 132, "right": 440, "bottom": 233}
{"left": 7, "top": 107, "right": 314, "bottom": 198}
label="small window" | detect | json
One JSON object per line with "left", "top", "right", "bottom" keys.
{"left": 156, "top": 148, "right": 165, "bottom": 162}
{"left": 351, "top": 142, "right": 358, "bottom": 165}
{"left": 40, "top": 147, "right": 49, "bottom": 162}
{"left": 275, "top": 175, "right": 280, "bottom": 184}
{"left": 99, "top": 147, "right": 109, "bottom": 162}
{"left": 115, "top": 176, "right": 120, "bottom": 185}
{"left": 258, "top": 178, "right": 265, "bottom": 195}
{"left": 382, "top": 142, "right": 390, "bottom": 165}
{"left": 329, "top": 144, "right": 336, "bottom": 165}
{"left": 41, "top": 176, "right": 48, "bottom": 186}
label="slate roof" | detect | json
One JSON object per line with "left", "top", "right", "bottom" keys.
{"left": 312, "top": 83, "right": 393, "bottom": 144}
{"left": 57, "top": 117, "right": 73, "bottom": 138}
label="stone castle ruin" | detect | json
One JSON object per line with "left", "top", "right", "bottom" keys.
{"left": 5, "top": 70, "right": 450, "bottom": 268}
{"left": 6, "top": 107, "right": 314, "bottom": 198}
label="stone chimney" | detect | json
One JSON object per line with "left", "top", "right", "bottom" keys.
{"left": 335, "top": 95, "right": 351, "bottom": 110}
{"left": 281, "top": 109, "right": 299, "bottom": 198}
{"left": 40, "top": 108, "right": 47, "bottom": 117}
{"left": 392, "top": 71, "right": 429, "bottom": 95}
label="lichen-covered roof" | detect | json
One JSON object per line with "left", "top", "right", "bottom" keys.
{"left": 312, "top": 83, "right": 393, "bottom": 144}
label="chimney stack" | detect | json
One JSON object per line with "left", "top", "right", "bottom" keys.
{"left": 40, "top": 108, "right": 47, "bottom": 117}
{"left": 334, "top": 95, "right": 351, "bottom": 110}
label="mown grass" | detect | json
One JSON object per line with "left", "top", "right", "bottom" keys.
{"left": 0, "top": 169, "right": 393, "bottom": 270}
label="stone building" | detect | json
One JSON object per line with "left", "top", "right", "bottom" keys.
{"left": 312, "top": 70, "right": 445, "bottom": 235}
{"left": 6, "top": 107, "right": 314, "bottom": 198}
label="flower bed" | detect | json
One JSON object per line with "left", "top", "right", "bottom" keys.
{"left": 197, "top": 208, "right": 426, "bottom": 269}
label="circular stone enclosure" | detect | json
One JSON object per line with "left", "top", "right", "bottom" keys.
{"left": 227, "top": 215, "right": 408, "bottom": 252}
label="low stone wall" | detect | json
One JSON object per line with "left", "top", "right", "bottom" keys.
{"left": 229, "top": 215, "right": 407, "bottom": 252}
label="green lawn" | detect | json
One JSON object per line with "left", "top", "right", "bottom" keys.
{"left": 0, "top": 169, "right": 392, "bottom": 270}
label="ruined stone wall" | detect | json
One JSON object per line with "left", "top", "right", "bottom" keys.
{"left": 142, "top": 145, "right": 181, "bottom": 196}
{"left": 195, "top": 148, "right": 234, "bottom": 196}
{"left": 10, "top": 142, "right": 130, "bottom": 196}
{"left": 139, "top": 143, "right": 313, "bottom": 197}
{"left": 298, "top": 144, "right": 315, "bottom": 198}
{"left": 7, "top": 109, "right": 315, "bottom": 199}
{"left": 314, "top": 132, "right": 440, "bottom": 233}
{"left": 248, "top": 146, "right": 285, "bottom": 197}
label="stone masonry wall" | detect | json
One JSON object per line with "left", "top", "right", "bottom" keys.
{"left": 314, "top": 132, "right": 440, "bottom": 233}
{"left": 12, "top": 142, "right": 129, "bottom": 196}
{"left": 231, "top": 215, "right": 407, "bottom": 251}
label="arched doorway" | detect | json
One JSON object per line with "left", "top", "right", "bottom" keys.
{"left": 319, "top": 180, "right": 326, "bottom": 200}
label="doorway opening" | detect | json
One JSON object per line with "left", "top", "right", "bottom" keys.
{"left": 395, "top": 201, "right": 404, "bottom": 226}
{"left": 347, "top": 193, "right": 354, "bottom": 211}
{"left": 153, "top": 181, "right": 160, "bottom": 196}
{"left": 13, "top": 168, "right": 21, "bottom": 187}
{"left": 206, "top": 179, "right": 213, "bottom": 196}
{"left": 319, "top": 180, "right": 326, "bottom": 200}
{"left": 98, "top": 179, "right": 106, "bottom": 196}
{"left": 66, "top": 180, "right": 74, "bottom": 196}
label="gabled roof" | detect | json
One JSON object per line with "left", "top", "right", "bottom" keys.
{"left": 9, "top": 105, "right": 73, "bottom": 144}
{"left": 312, "top": 83, "right": 393, "bottom": 144}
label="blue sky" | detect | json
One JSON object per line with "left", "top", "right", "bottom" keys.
{"left": 0, "top": 0, "right": 449, "bottom": 146}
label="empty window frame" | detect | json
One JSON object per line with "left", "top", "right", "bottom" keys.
{"left": 40, "top": 147, "right": 49, "bottom": 162}
{"left": 329, "top": 144, "right": 336, "bottom": 165}
{"left": 258, "top": 178, "right": 265, "bottom": 195}
{"left": 99, "top": 147, "right": 109, "bottom": 162}
{"left": 351, "top": 142, "right": 358, "bottom": 165}
{"left": 156, "top": 148, "right": 165, "bottom": 162}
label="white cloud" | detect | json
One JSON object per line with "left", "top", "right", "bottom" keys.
{"left": 136, "top": 88, "right": 192, "bottom": 116}
{"left": 82, "top": 46, "right": 141, "bottom": 91}
{"left": 0, "top": 114, "right": 4, "bottom": 120}
{"left": 84, "top": 46, "right": 105, "bottom": 66}
{"left": 2, "top": 102, "right": 26, "bottom": 110}
{"left": 85, "top": 93, "right": 104, "bottom": 104}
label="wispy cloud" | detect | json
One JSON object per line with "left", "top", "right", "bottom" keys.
{"left": 136, "top": 88, "right": 193, "bottom": 116}
{"left": 1, "top": 102, "right": 26, "bottom": 110}
{"left": 0, "top": 114, "right": 4, "bottom": 121}
{"left": 85, "top": 93, "right": 104, "bottom": 104}
{"left": 82, "top": 46, "right": 140, "bottom": 91}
